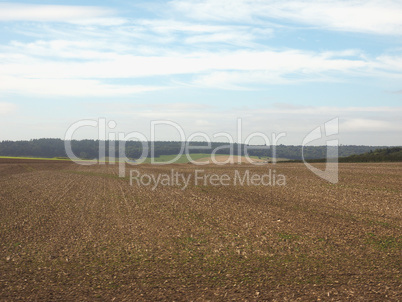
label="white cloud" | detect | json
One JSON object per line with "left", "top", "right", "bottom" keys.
{"left": 92, "top": 103, "right": 402, "bottom": 144}
{"left": 0, "top": 76, "right": 165, "bottom": 97}
{"left": 170, "top": 0, "right": 402, "bottom": 35}
{"left": 134, "top": 19, "right": 273, "bottom": 46}
{"left": 5, "top": 40, "right": 120, "bottom": 60}
{"left": 192, "top": 70, "right": 330, "bottom": 89}
{"left": 0, "top": 2, "right": 400, "bottom": 97}
{"left": 0, "top": 102, "right": 17, "bottom": 115}
{"left": 1, "top": 39, "right": 402, "bottom": 95}
{"left": 136, "top": 19, "right": 230, "bottom": 34}
{"left": 0, "top": 3, "right": 118, "bottom": 24}
{"left": 0, "top": 1, "right": 400, "bottom": 145}
{"left": 375, "top": 55, "right": 402, "bottom": 71}
{"left": 0, "top": 45, "right": 370, "bottom": 78}
{"left": 342, "top": 118, "right": 394, "bottom": 131}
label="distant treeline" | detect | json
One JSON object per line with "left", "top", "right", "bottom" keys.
{"left": 0, "top": 138, "right": 393, "bottom": 160}
{"left": 339, "top": 147, "right": 402, "bottom": 162}
{"left": 297, "top": 147, "right": 402, "bottom": 163}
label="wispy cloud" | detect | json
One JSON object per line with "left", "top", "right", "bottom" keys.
{"left": 0, "top": 0, "right": 401, "bottom": 144}
{"left": 88, "top": 103, "right": 402, "bottom": 144}
{"left": 0, "top": 76, "right": 165, "bottom": 97}
{"left": 0, "top": 3, "right": 122, "bottom": 24}
{"left": 1, "top": 38, "right": 402, "bottom": 95}
{"left": 170, "top": 0, "right": 402, "bottom": 35}
{"left": 0, "top": 1, "right": 401, "bottom": 97}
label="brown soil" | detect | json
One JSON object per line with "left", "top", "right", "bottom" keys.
{"left": 0, "top": 159, "right": 401, "bottom": 300}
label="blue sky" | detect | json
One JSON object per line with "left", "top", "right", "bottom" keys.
{"left": 0, "top": 0, "right": 401, "bottom": 145}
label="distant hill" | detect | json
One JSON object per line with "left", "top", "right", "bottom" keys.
{"left": 301, "top": 147, "right": 402, "bottom": 163}
{"left": 0, "top": 138, "right": 396, "bottom": 161}
{"left": 339, "top": 147, "right": 402, "bottom": 162}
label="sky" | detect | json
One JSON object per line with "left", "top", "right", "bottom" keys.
{"left": 0, "top": 0, "right": 401, "bottom": 145}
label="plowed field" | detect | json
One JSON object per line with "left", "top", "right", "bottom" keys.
{"left": 0, "top": 159, "right": 401, "bottom": 300}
